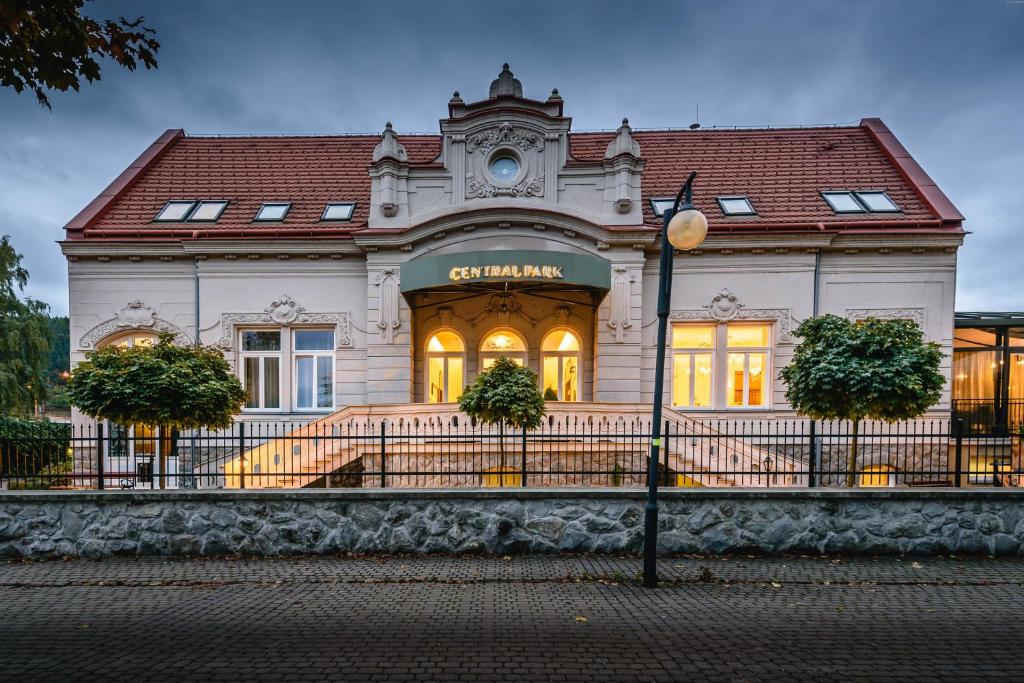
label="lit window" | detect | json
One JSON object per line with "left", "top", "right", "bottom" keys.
{"left": 650, "top": 198, "right": 677, "bottom": 217}
{"left": 254, "top": 203, "right": 291, "bottom": 221}
{"left": 726, "top": 324, "right": 771, "bottom": 408}
{"left": 822, "top": 192, "right": 865, "bottom": 214}
{"left": 671, "top": 324, "right": 715, "bottom": 409}
{"left": 541, "top": 329, "right": 581, "bottom": 402}
{"left": 188, "top": 201, "right": 228, "bottom": 222}
{"left": 671, "top": 322, "right": 773, "bottom": 409}
{"left": 321, "top": 203, "right": 355, "bottom": 221}
{"left": 855, "top": 191, "right": 900, "bottom": 213}
{"left": 154, "top": 201, "right": 195, "bottom": 221}
{"left": 240, "top": 330, "right": 281, "bottom": 411}
{"left": 426, "top": 330, "right": 465, "bottom": 404}
{"left": 717, "top": 197, "right": 756, "bottom": 216}
{"left": 293, "top": 330, "right": 334, "bottom": 410}
{"left": 480, "top": 329, "right": 527, "bottom": 370}
{"left": 859, "top": 464, "right": 896, "bottom": 488}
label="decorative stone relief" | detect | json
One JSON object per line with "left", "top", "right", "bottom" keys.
{"left": 217, "top": 295, "right": 352, "bottom": 350}
{"left": 375, "top": 269, "right": 401, "bottom": 344}
{"left": 669, "top": 289, "right": 794, "bottom": 343}
{"left": 466, "top": 173, "right": 544, "bottom": 199}
{"left": 607, "top": 266, "right": 635, "bottom": 343}
{"left": 79, "top": 300, "right": 190, "bottom": 348}
{"left": 469, "top": 293, "right": 539, "bottom": 326}
{"left": 846, "top": 308, "right": 925, "bottom": 328}
{"left": 466, "top": 123, "right": 543, "bottom": 154}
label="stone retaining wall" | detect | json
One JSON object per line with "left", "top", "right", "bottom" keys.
{"left": 1, "top": 489, "right": 1023, "bottom": 559}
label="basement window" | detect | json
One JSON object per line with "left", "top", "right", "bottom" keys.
{"left": 154, "top": 201, "right": 196, "bottom": 222}
{"left": 650, "top": 198, "right": 677, "bottom": 217}
{"left": 321, "top": 203, "right": 356, "bottom": 221}
{"left": 187, "top": 200, "right": 229, "bottom": 222}
{"left": 822, "top": 191, "right": 866, "bottom": 214}
{"left": 717, "top": 196, "right": 756, "bottom": 216}
{"left": 855, "top": 191, "right": 900, "bottom": 213}
{"left": 254, "top": 203, "right": 291, "bottom": 221}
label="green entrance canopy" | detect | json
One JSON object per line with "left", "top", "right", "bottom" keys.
{"left": 400, "top": 249, "right": 611, "bottom": 293}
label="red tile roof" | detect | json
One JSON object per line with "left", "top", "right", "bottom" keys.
{"left": 65, "top": 118, "right": 961, "bottom": 241}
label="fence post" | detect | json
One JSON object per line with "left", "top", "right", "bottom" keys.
{"left": 807, "top": 421, "right": 817, "bottom": 488}
{"left": 520, "top": 426, "right": 528, "bottom": 488}
{"left": 379, "top": 421, "right": 387, "bottom": 488}
{"left": 954, "top": 418, "right": 964, "bottom": 488}
{"left": 96, "top": 422, "right": 105, "bottom": 491}
{"left": 238, "top": 422, "right": 246, "bottom": 490}
{"left": 662, "top": 420, "right": 671, "bottom": 486}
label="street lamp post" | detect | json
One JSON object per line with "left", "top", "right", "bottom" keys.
{"left": 643, "top": 171, "right": 709, "bottom": 588}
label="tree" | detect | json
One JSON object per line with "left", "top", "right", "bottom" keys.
{"left": 0, "top": 0, "right": 159, "bottom": 109}
{"left": 0, "top": 235, "right": 51, "bottom": 416}
{"left": 458, "top": 357, "right": 545, "bottom": 481}
{"left": 67, "top": 332, "right": 246, "bottom": 486}
{"left": 780, "top": 314, "right": 944, "bottom": 486}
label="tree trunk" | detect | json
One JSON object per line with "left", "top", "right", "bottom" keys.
{"left": 845, "top": 419, "right": 860, "bottom": 488}
{"left": 498, "top": 419, "right": 506, "bottom": 487}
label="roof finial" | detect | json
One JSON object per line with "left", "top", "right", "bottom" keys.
{"left": 489, "top": 63, "right": 522, "bottom": 98}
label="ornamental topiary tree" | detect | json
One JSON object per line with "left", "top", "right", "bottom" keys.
{"left": 458, "top": 357, "right": 546, "bottom": 478}
{"left": 67, "top": 332, "right": 246, "bottom": 485}
{"left": 780, "top": 315, "right": 944, "bottom": 487}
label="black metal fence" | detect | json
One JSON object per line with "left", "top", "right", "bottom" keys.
{"left": 2, "top": 416, "right": 1020, "bottom": 491}
{"left": 952, "top": 398, "right": 1024, "bottom": 437}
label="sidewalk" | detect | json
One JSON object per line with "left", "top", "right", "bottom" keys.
{"left": 3, "top": 554, "right": 1023, "bottom": 681}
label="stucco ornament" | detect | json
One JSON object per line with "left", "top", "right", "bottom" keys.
{"left": 607, "top": 266, "right": 635, "bottom": 343}
{"left": 845, "top": 308, "right": 925, "bottom": 328}
{"left": 466, "top": 123, "right": 543, "bottom": 154}
{"left": 466, "top": 174, "right": 545, "bottom": 199}
{"left": 265, "top": 295, "right": 304, "bottom": 324}
{"left": 79, "top": 300, "right": 190, "bottom": 349}
{"left": 116, "top": 300, "right": 156, "bottom": 328}
{"left": 375, "top": 269, "right": 401, "bottom": 344}
{"left": 706, "top": 289, "right": 742, "bottom": 321}
{"left": 470, "top": 293, "right": 539, "bottom": 326}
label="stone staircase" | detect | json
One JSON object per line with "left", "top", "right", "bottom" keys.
{"left": 222, "top": 403, "right": 804, "bottom": 489}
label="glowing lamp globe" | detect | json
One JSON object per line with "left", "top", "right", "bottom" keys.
{"left": 666, "top": 207, "right": 709, "bottom": 251}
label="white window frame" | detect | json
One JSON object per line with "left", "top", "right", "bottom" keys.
{"left": 292, "top": 329, "right": 335, "bottom": 412}
{"left": 671, "top": 322, "right": 773, "bottom": 410}
{"left": 724, "top": 324, "right": 772, "bottom": 409}
{"left": 670, "top": 326, "right": 715, "bottom": 410}
{"left": 239, "top": 329, "right": 283, "bottom": 412}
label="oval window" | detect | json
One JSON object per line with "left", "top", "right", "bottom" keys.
{"left": 489, "top": 156, "right": 519, "bottom": 184}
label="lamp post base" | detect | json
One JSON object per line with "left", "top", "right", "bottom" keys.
{"left": 643, "top": 502, "right": 658, "bottom": 587}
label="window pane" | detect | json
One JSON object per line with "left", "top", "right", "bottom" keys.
{"left": 727, "top": 324, "right": 770, "bottom": 347}
{"left": 543, "top": 356, "right": 559, "bottom": 399}
{"left": 856, "top": 192, "right": 898, "bottom": 212}
{"left": 428, "top": 331, "right": 464, "bottom": 352}
{"left": 823, "top": 192, "right": 864, "bottom": 213}
{"left": 719, "top": 197, "right": 755, "bottom": 215}
{"left": 296, "top": 357, "right": 313, "bottom": 408}
{"left": 263, "top": 357, "right": 280, "bottom": 409}
{"left": 244, "top": 357, "right": 260, "bottom": 409}
{"left": 672, "top": 354, "right": 691, "bottom": 407}
{"left": 322, "top": 203, "right": 355, "bottom": 220}
{"left": 562, "top": 356, "right": 579, "bottom": 401}
{"left": 694, "top": 354, "right": 712, "bottom": 407}
{"left": 133, "top": 424, "right": 156, "bottom": 457}
{"left": 294, "top": 329, "right": 333, "bottom": 351}
{"left": 748, "top": 352, "right": 767, "bottom": 406}
{"left": 727, "top": 353, "right": 746, "bottom": 407}
{"left": 427, "top": 357, "right": 445, "bottom": 404}
{"left": 155, "top": 201, "right": 194, "bottom": 221}
{"left": 542, "top": 330, "right": 580, "bottom": 352}
{"left": 255, "top": 203, "right": 290, "bottom": 221}
{"left": 447, "top": 357, "right": 463, "bottom": 402}
{"left": 673, "top": 325, "right": 715, "bottom": 349}
{"left": 481, "top": 330, "right": 526, "bottom": 352}
{"left": 953, "top": 350, "right": 998, "bottom": 401}
{"left": 242, "top": 331, "right": 281, "bottom": 351}
{"left": 189, "top": 201, "right": 227, "bottom": 221}
{"left": 316, "top": 356, "right": 333, "bottom": 408}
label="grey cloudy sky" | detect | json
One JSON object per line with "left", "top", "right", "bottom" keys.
{"left": 1, "top": 0, "right": 1021, "bottom": 316}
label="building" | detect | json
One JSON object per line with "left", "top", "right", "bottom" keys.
{"left": 60, "top": 66, "right": 967, "bottom": 486}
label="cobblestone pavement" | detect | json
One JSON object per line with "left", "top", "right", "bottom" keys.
{"left": 2, "top": 555, "right": 1023, "bottom": 681}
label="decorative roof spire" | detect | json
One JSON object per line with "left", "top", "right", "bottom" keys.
{"left": 372, "top": 121, "right": 407, "bottom": 162}
{"left": 605, "top": 117, "right": 641, "bottom": 159}
{"left": 489, "top": 63, "right": 523, "bottom": 98}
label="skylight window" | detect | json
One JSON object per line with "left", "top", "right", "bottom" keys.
{"left": 822, "top": 192, "right": 866, "bottom": 214}
{"left": 650, "top": 198, "right": 677, "bottom": 217}
{"left": 254, "top": 203, "right": 291, "bottom": 221}
{"left": 717, "top": 196, "right": 756, "bottom": 216}
{"left": 321, "top": 202, "right": 355, "bottom": 221}
{"left": 154, "top": 201, "right": 196, "bottom": 222}
{"left": 855, "top": 191, "right": 900, "bottom": 213}
{"left": 188, "top": 201, "right": 228, "bottom": 222}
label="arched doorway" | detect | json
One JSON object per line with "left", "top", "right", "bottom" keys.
{"left": 425, "top": 330, "right": 465, "bottom": 403}
{"left": 541, "top": 329, "right": 581, "bottom": 401}
{"left": 479, "top": 328, "right": 528, "bottom": 370}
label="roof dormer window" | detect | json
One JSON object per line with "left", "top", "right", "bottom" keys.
{"left": 321, "top": 202, "right": 355, "bottom": 221}
{"left": 650, "top": 198, "right": 677, "bottom": 217}
{"left": 821, "top": 191, "right": 866, "bottom": 214}
{"left": 855, "top": 191, "right": 900, "bottom": 213}
{"left": 187, "top": 200, "right": 229, "bottom": 222}
{"left": 254, "top": 203, "right": 291, "bottom": 221}
{"left": 154, "top": 201, "right": 196, "bottom": 222}
{"left": 717, "top": 196, "right": 756, "bottom": 216}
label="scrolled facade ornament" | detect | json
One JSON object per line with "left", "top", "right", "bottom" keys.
{"left": 466, "top": 173, "right": 545, "bottom": 199}
{"left": 845, "top": 308, "right": 925, "bottom": 328}
{"left": 265, "top": 295, "right": 304, "bottom": 324}
{"left": 79, "top": 300, "right": 190, "bottom": 348}
{"left": 607, "top": 266, "right": 635, "bottom": 343}
{"left": 670, "top": 289, "right": 795, "bottom": 344}
{"left": 217, "top": 295, "right": 352, "bottom": 349}
{"left": 116, "top": 299, "right": 156, "bottom": 328}
{"left": 465, "top": 123, "right": 543, "bottom": 154}
{"left": 705, "top": 288, "right": 742, "bottom": 321}
{"left": 375, "top": 268, "right": 401, "bottom": 344}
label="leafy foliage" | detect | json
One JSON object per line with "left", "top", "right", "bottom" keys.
{"left": 458, "top": 357, "right": 545, "bottom": 430}
{"left": 0, "top": 235, "right": 51, "bottom": 416}
{"left": 780, "top": 314, "right": 944, "bottom": 485}
{"left": 0, "top": 0, "right": 159, "bottom": 108}
{"left": 68, "top": 332, "right": 246, "bottom": 430}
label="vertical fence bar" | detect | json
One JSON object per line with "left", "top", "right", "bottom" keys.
{"left": 238, "top": 421, "right": 246, "bottom": 490}
{"left": 521, "top": 426, "right": 528, "bottom": 488}
{"left": 95, "top": 422, "right": 105, "bottom": 491}
{"left": 954, "top": 418, "right": 964, "bottom": 488}
{"left": 807, "top": 420, "right": 817, "bottom": 488}
{"left": 662, "top": 420, "right": 670, "bottom": 487}
{"left": 379, "top": 421, "right": 387, "bottom": 488}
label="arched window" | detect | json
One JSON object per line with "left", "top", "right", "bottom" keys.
{"left": 425, "top": 330, "right": 465, "bottom": 403}
{"left": 858, "top": 464, "right": 897, "bottom": 488}
{"left": 479, "top": 328, "right": 527, "bottom": 370}
{"left": 541, "top": 329, "right": 581, "bottom": 401}
{"left": 102, "top": 331, "right": 158, "bottom": 349}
